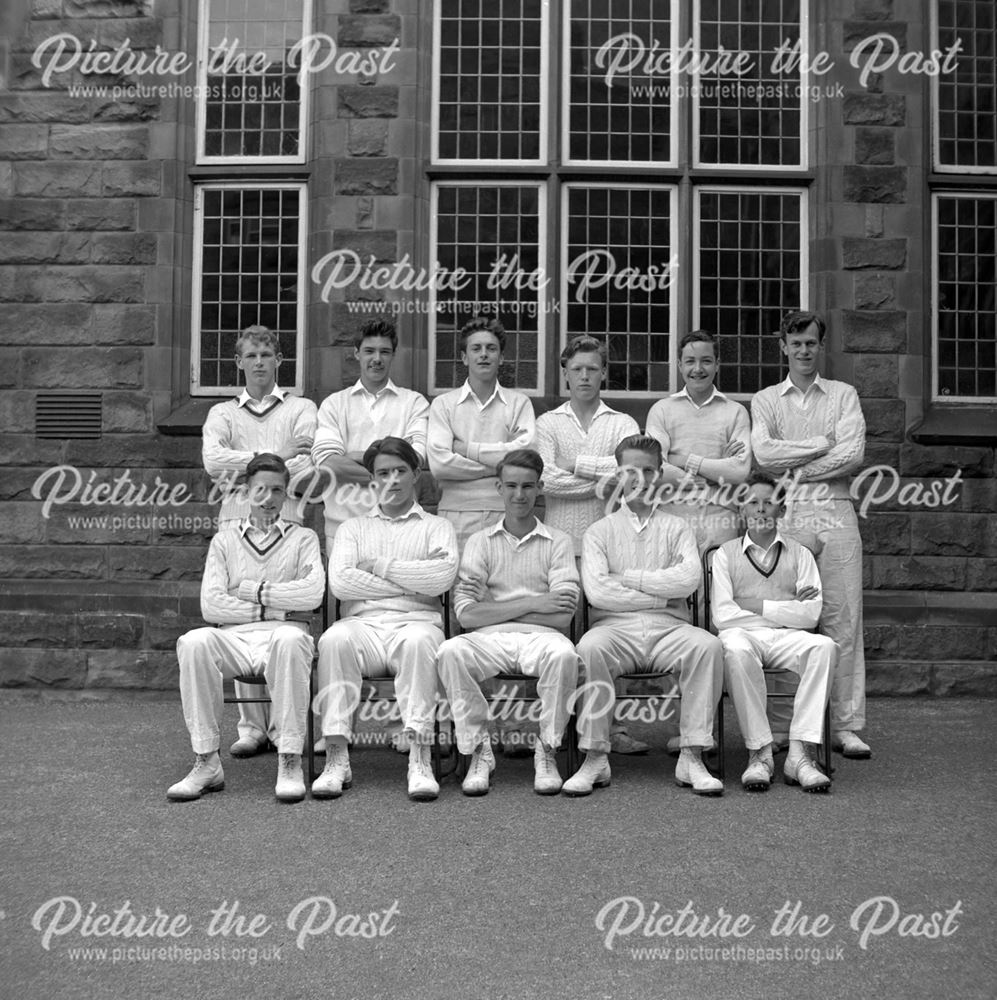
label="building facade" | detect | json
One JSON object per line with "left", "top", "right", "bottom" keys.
{"left": 0, "top": 0, "right": 995, "bottom": 694}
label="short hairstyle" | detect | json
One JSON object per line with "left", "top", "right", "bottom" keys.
{"left": 743, "top": 472, "right": 785, "bottom": 505}
{"left": 245, "top": 452, "right": 289, "bottom": 484}
{"left": 354, "top": 318, "right": 398, "bottom": 351}
{"left": 560, "top": 334, "right": 607, "bottom": 368}
{"left": 614, "top": 434, "right": 662, "bottom": 465}
{"left": 459, "top": 316, "right": 506, "bottom": 353}
{"left": 235, "top": 324, "right": 281, "bottom": 356}
{"left": 362, "top": 436, "right": 420, "bottom": 475}
{"left": 779, "top": 310, "right": 826, "bottom": 342}
{"left": 678, "top": 330, "right": 718, "bottom": 358}
{"left": 496, "top": 448, "right": 543, "bottom": 481}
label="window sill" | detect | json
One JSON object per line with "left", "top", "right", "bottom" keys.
{"left": 157, "top": 398, "right": 227, "bottom": 436}
{"left": 909, "top": 405, "right": 997, "bottom": 446}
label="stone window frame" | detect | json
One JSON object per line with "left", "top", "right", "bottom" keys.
{"left": 431, "top": 0, "right": 551, "bottom": 166}
{"left": 189, "top": 181, "right": 309, "bottom": 397}
{"left": 186, "top": 0, "right": 311, "bottom": 398}
{"left": 194, "top": 0, "right": 312, "bottom": 166}
{"left": 427, "top": 180, "right": 550, "bottom": 397}
{"left": 927, "top": 0, "right": 997, "bottom": 407}
{"left": 692, "top": 0, "right": 811, "bottom": 172}
{"left": 426, "top": 0, "right": 812, "bottom": 400}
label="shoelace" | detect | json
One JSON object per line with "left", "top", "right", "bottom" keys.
{"left": 471, "top": 747, "right": 491, "bottom": 777}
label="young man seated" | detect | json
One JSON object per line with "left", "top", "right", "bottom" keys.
{"left": 312, "top": 437, "right": 458, "bottom": 802}
{"left": 566, "top": 435, "right": 725, "bottom": 797}
{"left": 168, "top": 454, "right": 325, "bottom": 804}
{"left": 711, "top": 474, "right": 836, "bottom": 793}
{"left": 436, "top": 449, "right": 580, "bottom": 797}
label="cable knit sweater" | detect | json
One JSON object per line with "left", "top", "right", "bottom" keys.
{"left": 202, "top": 389, "right": 318, "bottom": 524}
{"left": 535, "top": 401, "right": 639, "bottom": 554}
{"left": 328, "top": 503, "right": 458, "bottom": 624}
{"left": 200, "top": 519, "right": 325, "bottom": 627}
{"left": 581, "top": 505, "right": 701, "bottom": 625}
{"left": 750, "top": 375, "right": 865, "bottom": 500}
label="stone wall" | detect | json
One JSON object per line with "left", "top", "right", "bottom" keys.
{"left": 0, "top": 0, "right": 993, "bottom": 696}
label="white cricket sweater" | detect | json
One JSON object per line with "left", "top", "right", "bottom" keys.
{"left": 645, "top": 388, "right": 752, "bottom": 507}
{"left": 200, "top": 519, "right": 325, "bottom": 627}
{"left": 202, "top": 388, "right": 318, "bottom": 524}
{"left": 710, "top": 533, "right": 823, "bottom": 632}
{"left": 535, "top": 401, "right": 639, "bottom": 555}
{"left": 329, "top": 503, "right": 458, "bottom": 624}
{"left": 750, "top": 375, "right": 866, "bottom": 501}
{"left": 582, "top": 504, "right": 701, "bottom": 625}
{"left": 311, "top": 380, "right": 430, "bottom": 537}
{"left": 428, "top": 382, "right": 536, "bottom": 512}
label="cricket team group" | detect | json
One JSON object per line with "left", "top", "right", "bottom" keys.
{"left": 167, "top": 310, "right": 870, "bottom": 804}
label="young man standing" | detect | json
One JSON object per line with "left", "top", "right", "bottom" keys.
{"left": 535, "top": 334, "right": 646, "bottom": 756}
{"left": 168, "top": 454, "right": 324, "bottom": 804}
{"left": 312, "top": 438, "right": 458, "bottom": 802}
{"left": 711, "top": 475, "right": 836, "bottom": 793}
{"left": 428, "top": 317, "right": 536, "bottom": 551}
{"left": 565, "top": 435, "right": 725, "bottom": 797}
{"left": 311, "top": 318, "right": 430, "bottom": 553}
{"left": 750, "top": 311, "right": 869, "bottom": 759}
{"left": 645, "top": 330, "right": 751, "bottom": 553}
{"left": 436, "top": 450, "right": 580, "bottom": 797}
{"left": 201, "top": 325, "right": 318, "bottom": 757}
{"left": 535, "top": 335, "right": 640, "bottom": 553}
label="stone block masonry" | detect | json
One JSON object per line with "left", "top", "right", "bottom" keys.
{"left": 0, "top": 0, "right": 993, "bottom": 696}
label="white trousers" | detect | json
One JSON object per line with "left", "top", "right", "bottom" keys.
{"left": 720, "top": 627, "right": 836, "bottom": 749}
{"left": 781, "top": 498, "right": 866, "bottom": 732}
{"left": 316, "top": 618, "right": 445, "bottom": 740}
{"left": 177, "top": 623, "right": 313, "bottom": 755}
{"left": 575, "top": 614, "right": 724, "bottom": 753}
{"left": 436, "top": 631, "right": 579, "bottom": 754}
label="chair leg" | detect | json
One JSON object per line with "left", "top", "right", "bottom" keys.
{"left": 716, "top": 694, "right": 725, "bottom": 782}
{"left": 822, "top": 700, "right": 833, "bottom": 779}
{"left": 565, "top": 713, "right": 579, "bottom": 775}
{"left": 307, "top": 668, "right": 317, "bottom": 784}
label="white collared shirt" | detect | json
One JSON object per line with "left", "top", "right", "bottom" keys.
{"left": 238, "top": 516, "right": 290, "bottom": 544}
{"left": 487, "top": 515, "right": 552, "bottom": 550}
{"left": 456, "top": 380, "right": 508, "bottom": 411}
{"left": 367, "top": 500, "right": 427, "bottom": 523}
{"left": 778, "top": 373, "right": 828, "bottom": 410}
{"left": 619, "top": 500, "right": 662, "bottom": 534}
{"left": 237, "top": 385, "right": 287, "bottom": 413}
{"left": 742, "top": 529, "right": 788, "bottom": 574}
{"left": 672, "top": 385, "right": 727, "bottom": 410}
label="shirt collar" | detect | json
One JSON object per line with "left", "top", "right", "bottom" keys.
{"left": 487, "top": 516, "right": 552, "bottom": 546}
{"left": 778, "top": 373, "right": 827, "bottom": 397}
{"left": 368, "top": 500, "right": 426, "bottom": 522}
{"left": 457, "top": 380, "right": 507, "bottom": 408}
{"left": 349, "top": 378, "right": 400, "bottom": 399}
{"left": 239, "top": 516, "right": 289, "bottom": 538}
{"left": 742, "top": 529, "right": 786, "bottom": 556}
{"left": 553, "top": 399, "right": 617, "bottom": 427}
{"left": 237, "top": 385, "right": 286, "bottom": 408}
{"left": 673, "top": 385, "right": 727, "bottom": 408}
{"left": 619, "top": 499, "right": 661, "bottom": 533}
